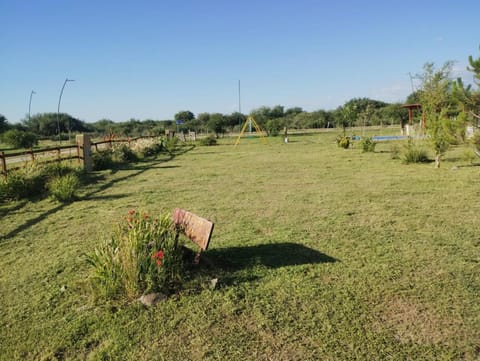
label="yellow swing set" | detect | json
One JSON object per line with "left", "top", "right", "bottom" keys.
{"left": 234, "top": 116, "right": 269, "bottom": 146}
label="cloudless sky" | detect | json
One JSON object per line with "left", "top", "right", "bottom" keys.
{"left": 1, "top": 0, "right": 479, "bottom": 123}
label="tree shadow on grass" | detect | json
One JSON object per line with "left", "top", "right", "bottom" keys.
{"left": 0, "top": 147, "right": 196, "bottom": 240}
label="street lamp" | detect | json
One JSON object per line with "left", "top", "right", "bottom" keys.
{"left": 28, "top": 90, "right": 36, "bottom": 121}
{"left": 57, "top": 78, "right": 75, "bottom": 143}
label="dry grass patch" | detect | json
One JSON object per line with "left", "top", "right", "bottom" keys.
{"left": 377, "top": 295, "right": 466, "bottom": 345}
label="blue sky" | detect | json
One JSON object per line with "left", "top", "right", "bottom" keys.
{"left": 1, "top": 0, "right": 479, "bottom": 123}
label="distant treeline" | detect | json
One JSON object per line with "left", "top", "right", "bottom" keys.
{"left": 0, "top": 97, "right": 413, "bottom": 140}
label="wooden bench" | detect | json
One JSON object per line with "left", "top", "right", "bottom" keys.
{"left": 173, "top": 208, "right": 214, "bottom": 264}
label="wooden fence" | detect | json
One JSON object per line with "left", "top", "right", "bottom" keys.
{"left": 0, "top": 135, "right": 158, "bottom": 175}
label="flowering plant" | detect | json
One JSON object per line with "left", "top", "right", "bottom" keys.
{"left": 86, "top": 209, "right": 185, "bottom": 300}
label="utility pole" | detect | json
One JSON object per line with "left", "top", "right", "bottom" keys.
{"left": 57, "top": 78, "right": 75, "bottom": 143}
{"left": 28, "top": 90, "right": 36, "bottom": 121}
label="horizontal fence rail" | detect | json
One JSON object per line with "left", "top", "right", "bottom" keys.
{"left": 0, "top": 135, "right": 159, "bottom": 176}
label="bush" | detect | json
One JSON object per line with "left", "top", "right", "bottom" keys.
{"left": 42, "top": 161, "right": 82, "bottom": 179}
{"left": 86, "top": 210, "right": 185, "bottom": 301}
{"left": 113, "top": 144, "right": 138, "bottom": 163}
{"left": 165, "top": 137, "right": 179, "bottom": 155}
{"left": 402, "top": 139, "right": 429, "bottom": 164}
{"left": 47, "top": 173, "right": 80, "bottom": 202}
{"left": 0, "top": 163, "right": 45, "bottom": 201}
{"left": 2, "top": 129, "right": 38, "bottom": 149}
{"left": 92, "top": 149, "right": 114, "bottom": 170}
{"left": 142, "top": 143, "right": 163, "bottom": 157}
{"left": 200, "top": 135, "right": 217, "bottom": 146}
{"left": 336, "top": 136, "right": 350, "bottom": 149}
{"left": 360, "top": 137, "right": 377, "bottom": 152}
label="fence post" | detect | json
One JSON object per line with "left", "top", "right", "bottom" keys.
{"left": 76, "top": 143, "right": 81, "bottom": 164}
{"left": 29, "top": 148, "right": 35, "bottom": 162}
{"left": 75, "top": 134, "right": 93, "bottom": 172}
{"left": 0, "top": 151, "right": 6, "bottom": 175}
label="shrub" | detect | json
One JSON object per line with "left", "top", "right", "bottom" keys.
{"left": 0, "top": 163, "right": 45, "bottom": 201}
{"left": 86, "top": 210, "right": 185, "bottom": 301}
{"left": 92, "top": 149, "right": 114, "bottom": 170}
{"left": 200, "top": 135, "right": 217, "bottom": 146}
{"left": 336, "top": 136, "right": 350, "bottom": 149}
{"left": 113, "top": 144, "right": 138, "bottom": 163}
{"left": 2, "top": 129, "right": 38, "bottom": 149}
{"left": 140, "top": 139, "right": 165, "bottom": 157}
{"left": 42, "top": 161, "right": 82, "bottom": 179}
{"left": 47, "top": 173, "right": 80, "bottom": 202}
{"left": 0, "top": 162, "right": 82, "bottom": 203}
{"left": 165, "top": 137, "right": 179, "bottom": 155}
{"left": 360, "top": 137, "right": 376, "bottom": 152}
{"left": 402, "top": 139, "right": 429, "bottom": 164}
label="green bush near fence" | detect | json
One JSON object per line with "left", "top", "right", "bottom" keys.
{"left": 0, "top": 162, "right": 83, "bottom": 203}
{"left": 0, "top": 164, "right": 44, "bottom": 201}
{"left": 47, "top": 173, "right": 81, "bottom": 202}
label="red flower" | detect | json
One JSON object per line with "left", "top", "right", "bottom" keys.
{"left": 128, "top": 209, "right": 135, "bottom": 215}
{"left": 151, "top": 250, "right": 164, "bottom": 267}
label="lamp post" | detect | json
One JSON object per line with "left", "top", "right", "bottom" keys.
{"left": 57, "top": 78, "right": 75, "bottom": 143}
{"left": 28, "top": 90, "right": 36, "bottom": 121}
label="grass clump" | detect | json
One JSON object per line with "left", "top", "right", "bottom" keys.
{"left": 86, "top": 210, "right": 185, "bottom": 301}
{"left": 402, "top": 138, "right": 429, "bottom": 163}
{"left": 47, "top": 173, "right": 81, "bottom": 202}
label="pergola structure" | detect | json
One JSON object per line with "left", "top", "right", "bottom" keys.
{"left": 401, "top": 103, "right": 426, "bottom": 133}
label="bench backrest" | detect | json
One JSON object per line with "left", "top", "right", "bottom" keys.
{"left": 173, "top": 208, "right": 214, "bottom": 251}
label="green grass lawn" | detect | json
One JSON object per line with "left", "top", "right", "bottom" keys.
{"left": 1, "top": 130, "right": 479, "bottom": 360}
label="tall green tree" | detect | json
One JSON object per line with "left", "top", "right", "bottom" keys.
{"left": 225, "top": 112, "right": 245, "bottom": 132}
{"left": 174, "top": 110, "right": 195, "bottom": 123}
{"left": 207, "top": 113, "right": 226, "bottom": 137}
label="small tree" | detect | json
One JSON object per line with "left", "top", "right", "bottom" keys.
{"left": 337, "top": 104, "right": 356, "bottom": 136}
{"left": 416, "top": 62, "right": 455, "bottom": 168}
